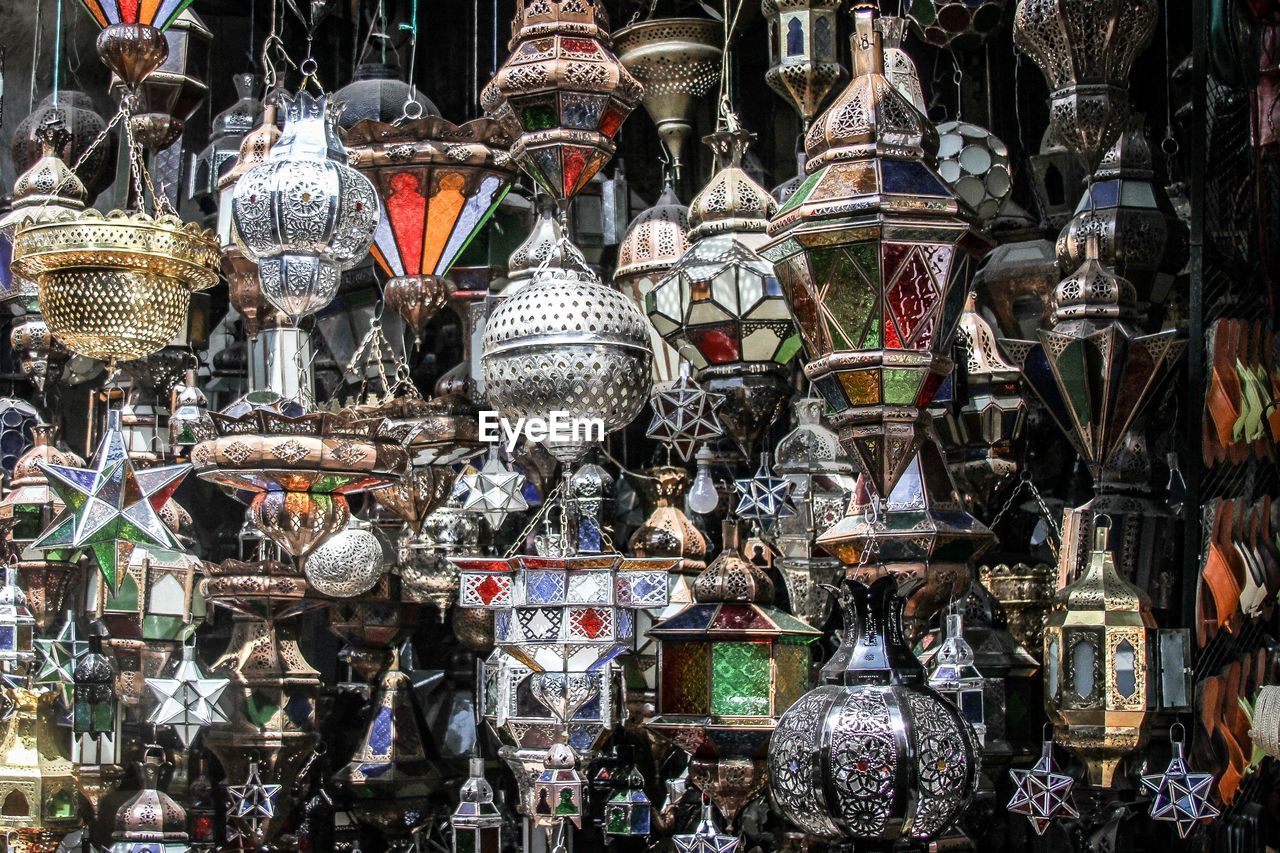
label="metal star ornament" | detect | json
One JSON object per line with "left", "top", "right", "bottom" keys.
{"left": 1008, "top": 736, "right": 1080, "bottom": 835}
{"left": 646, "top": 364, "right": 725, "bottom": 462}
{"left": 34, "top": 410, "right": 189, "bottom": 590}
{"left": 459, "top": 455, "right": 528, "bottom": 528}
{"left": 733, "top": 453, "right": 795, "bottom": 523}
{"left": 229, "top": 759, "right": 282, "bottom": 834}
{"left": 1141, "top": 728, "right": 1219, "bottom": 838}
{"left": 145, "top": 644, "right": 230, "bottom": 748}
{"left": 674, "top": 802, "right": 740, "bottom": 853}
{"left": 34, "top": 612, "right": 88, "bottom": 707}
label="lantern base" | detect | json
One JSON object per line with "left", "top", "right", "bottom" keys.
{"left": 96, "top": 23, "right": 169, "bottom": 90}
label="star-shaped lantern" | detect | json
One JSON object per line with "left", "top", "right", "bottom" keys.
{"left": 646, "top": 363, "right": 725, "bottom": 462}
{"left": 1008, "top": 735, "right": 1080, "bottom": 835}
{"left": 733, "top": 454, "right": 795, "bottom": 524}
{"left": 145, "top": 644, "right": 230, "bottom": 748}
{"left": 459, "top": 455, "right": 529, "bottom": 529}
{"left": 1140, "top": 729, "right": 1219, "bottom": 839}
{"left": 34, "top": 410, "right": 188, "bottom": 589}
{"left": 228, "top": 759, "right": 282, "bottom": 834}
{"left": 674, "top": 802, "right": 740, "bottom": 853}
{"left": 34, "top": 610, "right": 88, "bottom": 706}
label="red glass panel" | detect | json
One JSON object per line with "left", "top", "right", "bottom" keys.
{"left": 886, "top": 248, "right": 938, "bottom": 348}
{"left": 689, "top": 326, "right": 741, "bottom": 364}
{"left": 600, "top": 106, "right": 625, "bottom": 137}
{"left": 386, "top": 171, "right": 428, "bottom": 276}
{"left": 916, "top": 370, "right": 945, "bottom": 407}
{"left": 708, "top": 605, "right": 775, "bottom": 631}
{"left": 563, "top": 146, "right": 589, "bottom": 197}
{"left": 121, "top": 0, "right": 140, "bottom": 23}
{"left": 562, "top": 38, "right": 602, "bottom": 55}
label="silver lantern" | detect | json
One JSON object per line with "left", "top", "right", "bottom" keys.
{"left": 769, "top": 576, "right": 982, "bottom": 843}
{"left": 231, "top": 92, "right": 379, "bottom": 323}
{"left": 482, "top": 264, "right": 653, "bottom": 464}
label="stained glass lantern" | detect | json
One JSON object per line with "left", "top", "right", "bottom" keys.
{"left": 764, "top": 5, "right": 989, "bottom": 497}
{"left": 908, "top": 0, "right": 1009, "bottom": 50}
{"left": 613, "top": 18, "right": 723, "bottom": 175}
{"left": 0, "top": 567, "right": 36, "bottom": 669}
{"left": 533, "top": 742, "right": 585, "bottom": 828}
{"left": 769, "top": 577, "right": 981, "bottom": 843}
{"left": 452, "top": 758, "right": 502, "bottom": 853}
{"left": 74, "top": 624, "right": 116, "bottom": 737}
{"left": 926, "top": 612, "right": 986, "bottom": 746}
{"left": 604, "top": 769, "right": 652, "bottom": 836}
{"left": 647, "top": 523, "right": 820, "bottom": 822}
{"left": 1013, "top": 0, "right": 1157, "bottom": 168}
{"left": 343, "top": 115, "right": 516, "bottom": 334}
{"left": 481, "top": 0, "right": 643, "bottom": 203}
{"left": 1055, "top": 115, "right": 1188, "bottom": 317}
{"left": 1043, "top": 519, "right": 1154, "bottom": 787}
{"left": 230, "top": 92, "right": 379, "bottom": 324}
{"left": 84, "top": 539, "right": 204, "bottom": 642}
{"left": 762, "top": 0, "right": 847, "bottom": 127}
{"left": 78, "top": 0, "right": 192, "bottom": 90}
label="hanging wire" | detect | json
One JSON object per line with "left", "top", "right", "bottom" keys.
{"left": 28, "top": 0, "right": 43, "bottom": 114}
{"left": 715, "top": 0, "right": 747, "bottom": 128}
{"left": 52, "top": 0, "right": 63, "bottom": 105}
{"left": 398, "top": 0, "right": 423, "bottom": 123}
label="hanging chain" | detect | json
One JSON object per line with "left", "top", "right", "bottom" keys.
{"left": 504, "top": 480, "right": 563, "bottom": 558}
{"left": 343, "top": 314, "right": 417, "bottom": 406}
{"left": 398, "top": 0, "right": 423, "bottom": 124}
{"left": 988, "top": 470, "right": 1061, "bottom": 559}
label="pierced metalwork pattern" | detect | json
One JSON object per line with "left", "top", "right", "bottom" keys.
{"left": 304, "top": 526, "right": 386, "bottom": 598}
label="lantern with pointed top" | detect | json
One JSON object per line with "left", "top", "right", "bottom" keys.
{"left": 763, "top": 0, "right": 847, "bottom": 127}
{"left": 604, "top": 768, "right": 652, "bottom": 836}
{"left": 482, "top": 0, "right": 642, "bottom": 203}
{"left": 73, "top": 624, "right": 116, "bottom": 738}
{"left": 453, "top": 757, "right": 502, "bottom": 853}
{"left": 764, "top": 5, "right": 989, "bottom": 498}
{"left": 532, "top": 742, "right": 585, "bottom": 828}
{"left": 109, "top": 744, "right": 188, "bottom": 853}
{"left": 927, "top": 612, "right": 987, "bottom": 745}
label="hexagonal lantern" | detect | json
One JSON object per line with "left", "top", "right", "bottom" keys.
{"left": 763, "top": 6, "right": 990, "bottom": 498}
{"left": 763, "top": 0, "right": 847, "bottom": 127}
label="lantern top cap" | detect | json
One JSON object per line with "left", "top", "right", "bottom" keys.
{"left": 692, "top": 524, "right": 775, "bottom": 604}
{"left": 687, "top": 127, "right": 776, "bottom": 241}
{"left": 272, "top": 92, "right": 349, "bottom": 163}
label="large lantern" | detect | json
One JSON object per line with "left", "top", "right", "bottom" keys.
{"left": 343, "top": 115, "right": 516, "bottom": 334}
{"left": 230, "top": 92, "right": 379, "bottom": 323}
{"left": 764, "top": 5, "right": 988, "bottom": 497}
{"left": 1013, "top": 0, "right": 1157, "bottom": 168}
{"left": 481, "top": 0, "right": 642, "bottom": 203}
{"left": 762, "top": 0, "right": 847, "bottom": 127}
{"left": 768, "top": 576, "right": 982, "bottom": 843}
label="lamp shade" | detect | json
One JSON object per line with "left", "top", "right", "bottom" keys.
{"left": 77, "top": 0, "right": 194, "bottom": 29}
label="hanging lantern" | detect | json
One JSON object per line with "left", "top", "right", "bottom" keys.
{"left": 333, "top": 60, "right": 440, "bottom": 131}
{"left": 1013, "top": 0, "right": 1157, "bottom": 168}
{"left": 371, "top": 466, "right": 457, "bottom": 536}
{"left": 481, "top": 0, "right": 643, "bottom": 203}
{"left": 11, "top": 92, "right": 116, "bottom": 202}
{"left": 926, "top": 612, "right": 987, "bottom": 746}
{"left": 613, "top": 18, "right": 722, "bottom": 174}
{"left": 647, "top": 523, "right": 820, "bottom": 822}
{"left": 762, "top": 0, "right": 847, "bottom": 127}
{"left": 907, "top": 0, "right": 1009, "bottom": 50}
{"left": 109, "top": 9, "right": 211, "bottom": 154}
{"left": 230, "top": 92, "right": 379, "bottom": 324}
{"left": 0, "top": 566, "right": 37, "bottom": 670}
{"left": 452, "top": 757, "right": 502, "bottom": 853}
{"left": 1007, "top": 237, "right": 1183, "bottom": 482}
{"left": 304, "top": 517, "right": 387, "bottom": 599}
{"left": 78, "top": 0, "right": 186, "bottom": 91}
{"left": 343, "top": 114, "right": 516, "bottom": 334}
{"left": 532, "top": 742, "right": 585, "bottom": 828}
{"left": 604, "top": 768, "right": 652, "bottom": 836}
{"left": 876, "top": 16, "right": 927, "bottom": 113}
{"left": 482, "top": 265, "right": 653, "bottom": 465}
{"left": 1055, "top": 115, "right": 1189, "bottom": 318}
{"left": 0, "top": 115, "right": 88, "bottom": 241}
{"left": 0, "top": 687, "right": 79, "bottom": 849}
{"left": 647, "top": 126, "right": 799, "bottom": 455}
{"left": 74, "top": 625, "right": 116, "bottom": 738}
{"left": 772, "top": 397, "right": 857, "bottom": 627}
{"left": 935, "top": 121, "right": 1014, "bottom": 226}
{"left": 979, "top": 561, "right": 1057, "bottom": 655}
{"left": 108, "top": 745, "right": 188, "bottom": 853}
{"left": 1043, "top": 519, "right": 1155, "bottom": 787}
{"left": 190, "top": 74, "right": 262, "bottom": 224}
{"left": 499, "top": 196, "right": 593, "bottom": 296}
{"left": 768, "top": 577, "right": 982, "bottom": 843}
{"left": 144, "top": 644, "right": 229, "bottom": 748}
{"left": 764, "top": 5, "right": 988, "bottom": 497}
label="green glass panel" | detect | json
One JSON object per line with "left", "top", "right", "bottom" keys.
{"left": 1056, "top": 339, "right": 1092, "bottom": 427}
{"left": 109, "top": 575, "right": 140, "bottom": 611}
{"left": 777, "top": 170, "right": 824, "bottom": 214}
{"left": 91, "top": 701, "right": 113, "bottom": 732}
{"left": 46, "top": 790, "right": 76, "bottom": 820}
{"left": 522, "top": 104, "right": 557, "bottom": 131}
{"left": 456, "top": 829, "right": 478, "bottom": 853}
{"left": 807, "top": 248, "right": 840, "bottom": 294}
{"left": 607, "top": 805, "right": 629, "bottom": 833}
{"left": 774, "top": 333, "right": 804, "bottom": 366}
{"left": 823, "top": 250, "right": 877, "bottom": 350}
{"left": 245, "top": 691, "right": 279, "bottom": 728}
{"left": 849, "top": 242, "right": 881, "bottom": 286}
{"left": 882, "top": 368, "right": 924, "bottom": 405}
{"left": 710, "top": 641, "right": 770, "bottom": 716}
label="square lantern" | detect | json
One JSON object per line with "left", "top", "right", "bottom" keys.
{"left": 0, "top": 568, "right": 36, "bottom": 668}
{"left": 532, "top": 743, "right": 585, "bottom": 828}
{"left": 453, "top": 758, "right": 502, "bottom": 853}
{"left": 604, "top": 770, "right": 652, "bottom": 836}
{"left": 85, "top": 543, "right": 204, "bottom": 641}
{"left": 0, "top": 689, "right": 78, "bottom": 840}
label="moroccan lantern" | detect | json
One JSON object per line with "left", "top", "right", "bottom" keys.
{"left": 0, "top": 687, "right": 79, "bottom": 849}
{"left": 764, "top": 5, "right": 989, "bottom": 498}
{"left": 970, "top": 234, "right": 1059, "bottom": 340}
{"left": 925, "top": 611, "right": 988, "bottom": 745}
{"left": 1043, "top": 519, "right": 1155, "bottom": 787}
{"left": 11, "top": 92, "right": 115, "bottom": 202}
{"left": 452, "top": 758, "right": 502, "bottom": 853}
{"left": 613, "top": 18, "right": 723, "bottom": 174}
{"left": 482, "top": 0, "right": 643, "bottom": 203}
{"left": 532, "top": 742, "right": 585, "bottom": 828}
{"left": 907, "top": 0, "right": 1009, "bottom": 50}
{"left": 0, "top": 116, "right": 87, "bottom": 241}
{"left": 771, "top": 397, "right": 857, "bottom": 627}
{"left": 74, "top": 625, "right": 116, "bottom": 738}
{"left": 0, "top": 568, "right": 37, "bottom": 670}
{"left": 935, "top": 121, "right": 1014, "bottom": 226}
{"left": 109, "top": 745, "right": 188, "bottom": 853}
{"left": 762, "top": 0, "right": 847, "bottom": 127}
{"left": 109, "top": 10, "right": 211, "bottom": 154}
{"left": 230, "top": 92, "right": 379, "bottom": 323}
{"left": 647, "top": 523, "right": 820, "bottom": 822}
{"left": 343, "top": 115, "right": 516, "bottom": 334}
{"left": 78, "top": 0, "right": 185, "bottom": 90}
{"left": 768, "top": 576, "right": 982, "bottom": 843}
{"left": 482, "top": 265, "right": 654, "bottom": 465}
{"left": 604, "top": 768, "right": 652, "bottom": 836}
{"left": 499, "top": 196, "right": 592, "bottom": 297}
{"left": 190, "top": 74, "right": 262, "bottom": 224}
{"left": 1013, "top": 0, "right": 1157, "bottom": 168}
{"left": 877, "top": 16, "right": 927, "bottom": 113}
{"left": 647, "top": 126, "right": 800, "bottom": 455}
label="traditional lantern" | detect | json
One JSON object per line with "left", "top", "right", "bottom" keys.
{"left": 343, "top": 114, "right": 516, "bottom": 334}
{"left": 926, "top": 612, "right": 987, "bottom": 745}
{"left": 452, "top": 757, "right": 502, "bottom": 853}
{"left": 109, "top": 10, "right": 211, "bottom": 154}
{"left": 109, "top": 746, "right": 188, "bottom": 853}
{"left": 1027, "top": 128, "right": 1088, "bottom": 230}
{"left": 144, "top": 644, "right": 229, "bottom": 748}
{"left": 190, "top": 73, "right": 262, "bottom": 225}
{"left": 1055, "top": 116, "right": 1188, "bottom": 318}
{"left": 979, "top": 561, "right": 1057, "bottom": 654}
{"left": 333, "top": 60, "right": 439, "bottom": 130}
{"left": 613, "top": 17, "right": 722, "bottom": 174}
{"left": 772, "top": 397, "right": 856, "bottom": 626}
{"left": 1043, "top": 520, "right": 1155, "bottom": 787}
{"left": 84, "top": 540, "right": 204, "bottom": 643}
{"left": 907, "top": 0, "right": 1009, "bottom": 50}
{"left": 647, "top": 523, "right": 820, "bottom": 822}
{"left": 0, "top": 116, "right": 87, "bottom": 240}
{"left": 935, "top": 121, "right": 1013, "bottom": 225}
{"left": 0, "top": 567, "right": 37, "bottom": 669}
{"left": 1013, "top": 0, "right": 1157, "bottom": 168}
{"left": 764, "top": 5, "right": 988, "bottom": 497}
{"left": 533, "top": 742, "right": 585, "bottom": 828}
{"left": 481, "top": 0, "right": 643, "bottom": 203}
{"left": 0, "top": 687, "right": 79, "bottom": 849}
{"left": 768, "top": 577, "right": 982, "bottom": 843}
{"left": 11, "top": 92, "right": 115, "bottom": 202}
{"left": 647, "top": 126, "right": 799, "bottom": 455}
{"left": 499, "top": 196, "right": 592, "bottom": 296}
{"left": 762, "top": 0, "right": 847, "bottom": 127}
{"left": 482, "top": 266, "right": 653, "bottom": 465}
{"left": 877, "top": 16, "right": 927, "bottom": 113}
{"left": 604, "top": 768, "right": 652, "bottom": 836}
{"left": 74, "top": 625, "right": 116, "bottom": 738}
{"left": 304, "top": 517, "right": 387, "bottom": 598}
{"left": 230, "top": 92, "right": 379, "bottom": 323}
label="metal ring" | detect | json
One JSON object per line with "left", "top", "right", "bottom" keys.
{"left": 300, "top": 57, "right": 319, "bottom": 77}
{"left": 1161, "top": 136, "right": 1179, "bottom": 157}
{"left": 402, "top": 99, "right": 425, "bottom": 121}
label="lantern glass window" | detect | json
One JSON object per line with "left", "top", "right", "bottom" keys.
{"left": 1071, "top": 638, "right": 1096, "bottom": 702}
{"left": 1115, "top": 639, "right": 1137, "bottom": 698}
{"left": 710, "top": 641, "right": 770, "bottom": 716}
{"left": 1046, "top": 634, "right": 1060, "bottom": 699}
{"left": 1156, "top": 629, "right": 1191, "bottom": 712}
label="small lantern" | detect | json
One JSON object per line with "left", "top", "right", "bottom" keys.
{"left": 762, "top": 0, "right": 847, "bottom": 127}
{"left": 1044, "top": 518, "right": 1155, "bottom": 787}
{"left": 0, "top": 688, "right": 78, "bottom": 844}
{"left": 927, "top": 612, "right": 987, "bottom": 745}
{"left": 604, "top": 768, "right": 652, "bottom": 836}
{"left": 109, "top": 745, "right": 188, "bottom": 853}
{"left": 1027, "top": 129, "right": 1088, "bottom": 231}
{"left": 452, "top": 757, "right": 502, "bottom": 853}
{"left": 74, "top": 624, "right": 116, "bottom": 737}
{"left": 189, "top": 73, "right": 262, "bottom": 226}
{"left": 533, "top": 742, "right": 585, "bottom": 828}
{"left": 0, "top": 567, "right": 36, "bottom": 669}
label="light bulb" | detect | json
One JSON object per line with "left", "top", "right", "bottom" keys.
{"left": 687, "top": 458, "right": 719, "bottom": 515}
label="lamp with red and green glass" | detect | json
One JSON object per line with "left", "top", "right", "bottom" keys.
{"left": 77, "top": 0, "right": 193, "bottom": 89}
